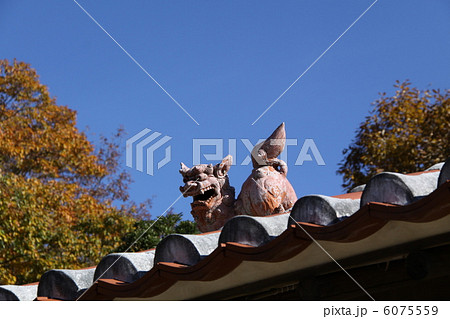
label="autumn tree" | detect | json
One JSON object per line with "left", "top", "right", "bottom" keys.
{"left": 0, "top": 59, "right": 152, "bottom": 284}
{"left": 338, "top": 81, "right": 450, "bottom": 191}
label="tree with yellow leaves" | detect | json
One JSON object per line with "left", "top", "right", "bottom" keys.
{"left": 0, "top": 59, "right": 150, "bottom": 284}
{"left": 338, "top": 81, "right": 449, "bottom": 191}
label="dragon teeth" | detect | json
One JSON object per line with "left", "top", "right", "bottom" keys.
{"left": 201, "top": 185, "right": 213, "bottom": 192}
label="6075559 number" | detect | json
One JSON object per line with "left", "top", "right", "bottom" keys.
{"left": 383, "top": 306, "right": 438, "bottom": 316}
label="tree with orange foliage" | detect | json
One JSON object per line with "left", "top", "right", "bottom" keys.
{"left": 0, "top": 59, "right": 150, "bottom": 284}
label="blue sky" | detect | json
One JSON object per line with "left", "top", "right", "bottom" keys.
{"left": 2, "top": 0, "right": 449, "bottom": 221}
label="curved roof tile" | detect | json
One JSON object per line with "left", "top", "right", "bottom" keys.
{"left": 94, "top": 251, "right": 154, "bottom": 283}
{"left": 154, "top": 232, "right": 220, "bottom": 266}
{"left": 289, "top": 195, "right": 360, "bottom": 226}
{"left": 360, "top": 171, "right": 439, "bottom": 206}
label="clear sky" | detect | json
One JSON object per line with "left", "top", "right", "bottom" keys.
{"left": 2, "top": 0, "right": 449, "bottom": 221}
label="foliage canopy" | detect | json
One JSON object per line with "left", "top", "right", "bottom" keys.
{"left": 0, "top": 59, "right": 153, "bottom": 284}
{"left": 116, "top": 210, "right": 199, "bottom": 253}
{"left": 338, "top": 81, "right": 449, "bottom": 191}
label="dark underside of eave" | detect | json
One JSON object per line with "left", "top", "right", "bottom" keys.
{"left": 195, "top": 234, "right": 450, "bottom": 300}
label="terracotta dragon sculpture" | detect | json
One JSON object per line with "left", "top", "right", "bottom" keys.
{"left": 179, "top": 123, "right": 297, "bottom": 232}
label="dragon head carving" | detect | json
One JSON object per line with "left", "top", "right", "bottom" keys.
{"left": 179, "top": 155, "right": 236, "bottom": 232}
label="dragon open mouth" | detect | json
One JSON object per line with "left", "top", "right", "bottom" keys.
{"left": 192, "top": 185, "right": 218, "bottom": 205}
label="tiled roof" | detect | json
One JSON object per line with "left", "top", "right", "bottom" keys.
{"left": 1, "top": 158, "right": 449, "bottom": 301}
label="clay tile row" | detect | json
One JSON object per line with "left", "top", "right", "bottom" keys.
{"left": 1, "top": 158, "right": 449, "bottom": 301}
